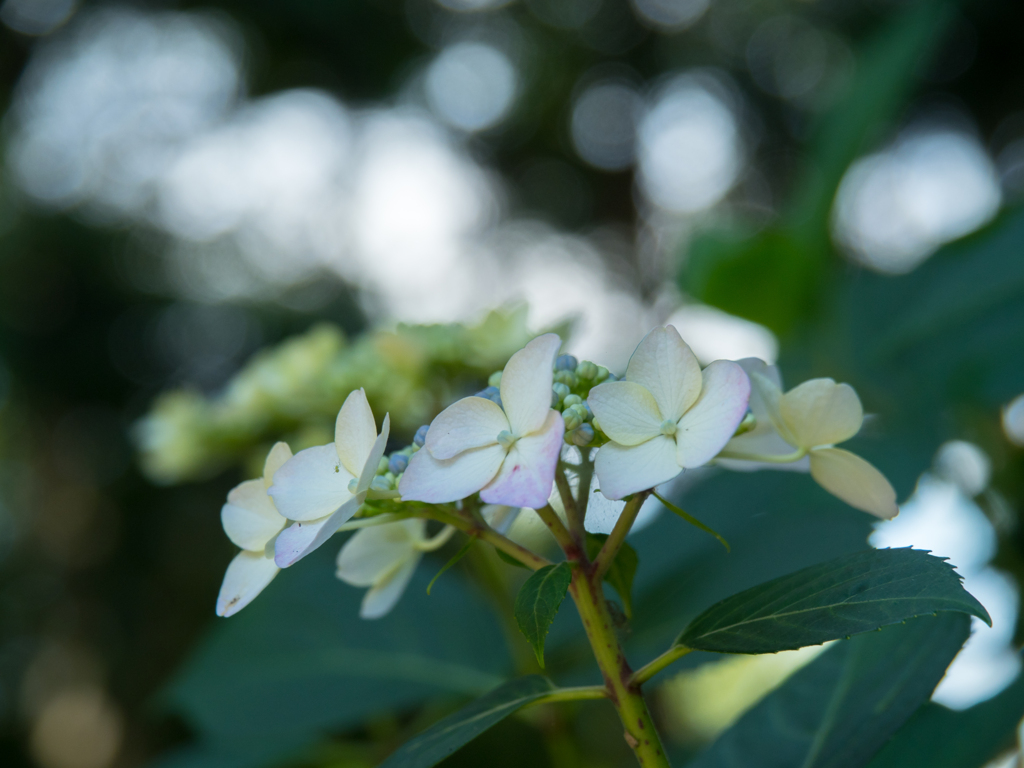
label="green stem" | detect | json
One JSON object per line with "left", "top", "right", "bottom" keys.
{"left": 524, "top": 685, "right": 609, "bottom": 708}
{"left": 422, "top": 507, "right": 551, "bottom": 571}
{"left": 593, "top": 492, "right": 649, "bottom": 581}
{"left": 630, "top": 646, "right": 692, "bottom": 687}
{"left": 534, "top": 503, "right": 580, "bottom": 556}
{"left": 555, "top": 467, "right": 586, "bottom": 550}
{"left": 576, "top": 450, "right": 595, "bottom": 524}
{"left": 569, "top": 567, "right": 671, "bottom": 767}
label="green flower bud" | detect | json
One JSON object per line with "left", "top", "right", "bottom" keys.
{"left": 571, "top": 424, "right": 595, "bottom": 446}
{"left": 563, "top": 407, "right": 584, "bottom": 431}
{"left": 594, "top": 366, "right": 610, "bottom": 383}
{"left": 376, "top": 456, "right": 390, "bottom": 474}
{"left": 734, "top": 411, "right": 757, "bottom": 437}
{"left": 370, "top": 476, "right": 392, "bottom": 492}
{"left": 554, "top": 370, "right": 578, "bottom": 388}
{"left": 576, "top": 360, "right": 598, "bottom": 380}
{"left": 552, "top": 382, "right": 571, "bottom": 405}
{"left": 563, "top": 394, "right": 583, "bottom": 408}
{"left": 487, "top": 371, "right": 502, "bottom": 388}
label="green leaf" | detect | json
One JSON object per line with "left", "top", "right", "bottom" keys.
{"left": 653, "top": 491, "right": 730, "bottom": 552}
{"left": 586, "top": 533, "right": 638, "bottom": 618}
{"left": 676, "top": 548, "right": 989, "bottom": 654}
{"left": 867, "top": 662, "right": 1024, "bottom": 768}
{"left": 496, "top": 548, "right": 530, "bottom": 569}
{"left": 426, "top": 537, "right": 475, "bottom": 595}
{"left": 689, "top": 612, "right": 972, "bottom": 768}
{"left": 514, "top": 562, "right": 572, "bottom": 667}
{"left": 378, "top": 676, "right": 555, "bottom": 768}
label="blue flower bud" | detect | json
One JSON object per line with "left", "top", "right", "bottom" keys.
{"left": 487, "top": 371, "right": 502, "bottom": 388}
{"left": 572, "top": 424, "right": 595, "bottom": 446}
{"left": 388, "top": 453, "right": 409, "bottom": 474}
{"left": 474, "top": 385, "right": 502, "bottom": 408}
{"left": 552, "top": 382, "right": 570, "bottom": 406}
{"left": 563, "top": 394, "right": 583, "bottom": 408}
{"left": 413, "top": 425, "right": 429, "bottom": 447}
{"left": 371, "top": 475, "right": 393, "bottom": 491}
{"left": 576, "top": 361, "right": 598, "bottom": 380}
{"left": 555, "top": 354, "right": 578, "bottom": 372}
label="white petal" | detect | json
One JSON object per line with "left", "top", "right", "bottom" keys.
{"left": 216, "top": 551, "right": 279, "bottom": 617}
{"left": 424, "top": 397, "right": 507, "bottom": 460}
{"left": 500, "top": 333, "right": 561, "bottom": 437}
{"left": 582, "top": 490, "right": 627, "bottom": 535}
{"left": 481, "top": 411, "right": 565, "bottom": 509}
{"left": 336, "top": 519, "right": 426, "bottom": 586}
{"left": 268, "top": 444, "right": 355, "bottom": 522}
{"left": 588, "top": 381, "right": 663, "bottom": 445}
{"left": 675, "top": 360, "right": 751, "bottom": 469}
{"left": 781, "top": 379, "right": 863, "bottom": 448}
{"left": 221, "top": 479, "right": 286, "bottom": 551}
{"left": 273, "top": 497, "right": 362, "bottom": 567}
{"left": 359, "top": 556, "right": 420, "bottom": 620}
{"left": 356, "top": 413, "right": 390, "bottom": 495}
{"left": 262, "top": 442, "right": 294, "bottom": 485}
{"left": 625, "top": 326, "right": 702, "bottom": 423}
{"left": 809, "top": 447, "right": 898, "bottom": 519}
{"left": 481, "top": 504, "right": 520, "bottom": 534}
{"left": 594, "top": 436, "right": 681, "bottom": 501}
{"left": 398, "top": 443, "right": 507, "bottom": 503}
{"left": 335, "top": 388, "right": 378, "bottom": 477}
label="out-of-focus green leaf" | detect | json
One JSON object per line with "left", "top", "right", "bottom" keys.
{"left": 866, "top": 662, "right": 1024, "bottom": 768}
{"left": 586, "top": 533, "right": 638, "bottom": 618}
{"left": 688, "top": 613, "right": 972, "bottom": 768}
{"left": 514, "top": 562, "right": 572, "bottom": 667}
{"left": 378, "top": 676, "right": 555, "bottom": 768}
{"left": 162, "top": 543, "right": 509, "bottom": 757}
{"left": 676, "top": 548, "right": 989, "bottom": 654}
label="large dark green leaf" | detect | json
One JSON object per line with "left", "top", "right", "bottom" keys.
{"left": 162, "top": 543, "right": 509, "bottom": 756}
{"left": 378, "top": 676, "right": 555, "bottom": 768}
{"left": 688, "top": 612, "right": 972, "bottom": 768}
{"left": 676, "top": 548, "right": 989, "bottom": 654}
{"left": 514, "top": 562, "right": 572, "bottom": 667}
{"left": 867, "top": 662, "right": 1024, "bottom": 768}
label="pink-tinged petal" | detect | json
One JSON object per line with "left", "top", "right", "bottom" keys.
{"left": 500, "top": 333, "right": 561, "bottom": 436}
{"left": 269, "top": 444, "right": 356, "bottom": 521}
{"left": 216, "top": 551, "right": 279, "bottom": 617}
{"left": 781, "top": 378, "right": 863, "bottom": 449}
{"left": 360, "top": 555, "right": 420, "bottom": 619}
{"left": 398, "top": 443, "right": 507, "bottom": 503}
{"left": 274, "top": 497, "right": 362, "bottom": 567}
{"left": 262, "top": 441, "right": 293, "bottom": 486}
{"left": 335, "top": 388, "right": 379, "bottom": 477}
{"left": 356, "top": 413, "right": 390, "bottom": 495}
{"left": 593, "top": 436, "right": 680, "bottom": 501}
{"left": 588, "top": 381, "right": 663, "bottom": 446}
{"left": 809, "top": 447, "right": 898, "bottom": 519}
{"left": 675, "top": 360, "right": 751, "bottom": 469}
{"left": 625, "top": 326, "right": 702, "bottom": 423}
{"left": 481, "top": 411, "right": 564, "bottom": 508}
{"left": 221, "top": 479, "right": 286, "bottom": 551}
{"left": 336, "top": 519, "right": 426, "bottom": 586}
{"left": 425, "top": 397, "right": 507, "bottom": 460}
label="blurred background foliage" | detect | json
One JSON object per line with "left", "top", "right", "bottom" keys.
{"left": 1, "top": 0, "right": 1024, "bottom": 766}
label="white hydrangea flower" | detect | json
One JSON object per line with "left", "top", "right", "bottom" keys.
{"left": 399, "top": 334, "right": 565, "bottom": 509}
{"left": 722, "top": 364, "right": 898, "bottom": 519}
{"left": 269, "top": 389, "right": 390, "bottom": 568}
{"left": 216, "top": 441, "right": 292, "bottom": 617}
{"left": 589, "top": 326, "right": 751, "bottom": 500}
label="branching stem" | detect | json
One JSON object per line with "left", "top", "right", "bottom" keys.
{"left": 592, "top": 492, "right": 650, "bottom": 581}
{"left": 630, "top": 646, "right": 693, "bottom": 687}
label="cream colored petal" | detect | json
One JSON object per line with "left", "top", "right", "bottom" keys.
{"left": 594, "top": 436, "right": 681, "bottom": 501}
{"left": 262, "top": 441, "right": 293, "bottom": 486}
{"left": 781, "top": 379, "right": 863, "bottom": 448}
{"left": 221, "top": 479, "right": 286, "bottom": 551}
{"left": 398, "top": 443, "right": 507, "bottom": 503}
{"left": 335, "top": 388, "right": 378, "bottom": 477}
{"left": 587, "top": 381, "right": 663, "bottom": 446}
{"left": 216, "top": 551, "right": 279, "bottom": 617}
{"left": 809, "top": 447, "right": 898, "bottom": 519}
{"left": 500, "top": 333, "right": 561, "bottom": 437}
{"left": 356, "top": 413, "right": 390, "bottom": 495}
{"left": 424, "top": 397, "right": 507, "bottom": 461}
{"left": 336, "top": 519, "right": 426, "bottom": 586}
{"left": 625, "top": 326, "right": 702, "bottom": 423}
{"left": 360, "top": 555, "right": 421, "bottom": 619}
{"left": 481, "top": 505, "right": 520, "bottom": 535}
{"left": 675, "top": 361, "right": 751, "bottom": 469}
{"left": 268, "top": 444, "right": 355, "bottom": 522}
{"left": 481, "top": 411, "right": 564, "bottom": 509}
{"left": 273, "top": 497, "right": 362, "bottom": 568}
{"left": 747, "top": 369, "right": 793, "bottom": 444}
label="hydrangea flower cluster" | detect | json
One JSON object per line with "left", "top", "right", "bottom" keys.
{"left": 215, "top": 325, "right": 898, "bottom": 619}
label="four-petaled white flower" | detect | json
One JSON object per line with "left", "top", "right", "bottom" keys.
{"left": 399, "top": 334, "right": 565, "bottom": 509}
{"left": 269, "top": 389, "right": 390, "bottom": 567}
{"left": 723, "top": 362, "right": 898, "bottom": 519}
{"left": 216, "top": 441, "right": 292, "bottom": 617}
{"left": 589, "top": 326, "right": 751, "bottom": 500}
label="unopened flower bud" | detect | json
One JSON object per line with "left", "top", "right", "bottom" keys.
{"left": 388, "top": 453, "right": 409, "bottom": 474}
{"left": 563, "top": 407, "right": 584, "bottom": 431}
{"left": 552, "top": 382, "right": 570, "bottom": 406}
{"left": 555, "top": 354, "right": 578, "bottom": 372}
{"left": 413, "top": 425, "right": 429, "bottom": 447}
{"left": 475, "top": 386, "right": 502, "bottom": 408}
{"left": 563, "top": 394, "right": 583, "bottom": 408}
{"left": 554, "top": 370, "right": 578, "bottom": 388}
{"left": 594, "top": 366, "right": 610, "bottom": 383}
{"left": 487, "top": 371, "right": 502, "bottom": 388}
{"left": 733, "top": 411, "right": 757, "bottom": 437}
{"left": 576, "top": 361, "right": 598, "bottom": 380}
{"left": 572, "top": 424, "right": 595, "bottom": 446}
{"left": 370, "top": 475, "right": 392, "bottom": 492}
{"left": 377, "top": 456, "right": 390, "bottom": 474}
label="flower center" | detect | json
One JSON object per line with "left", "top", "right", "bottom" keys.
{"left": 659, "top": 419, "right": 678, "bottom": 437}
{"left": 496, "top": 430, "right": 518, "bottom": 450}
